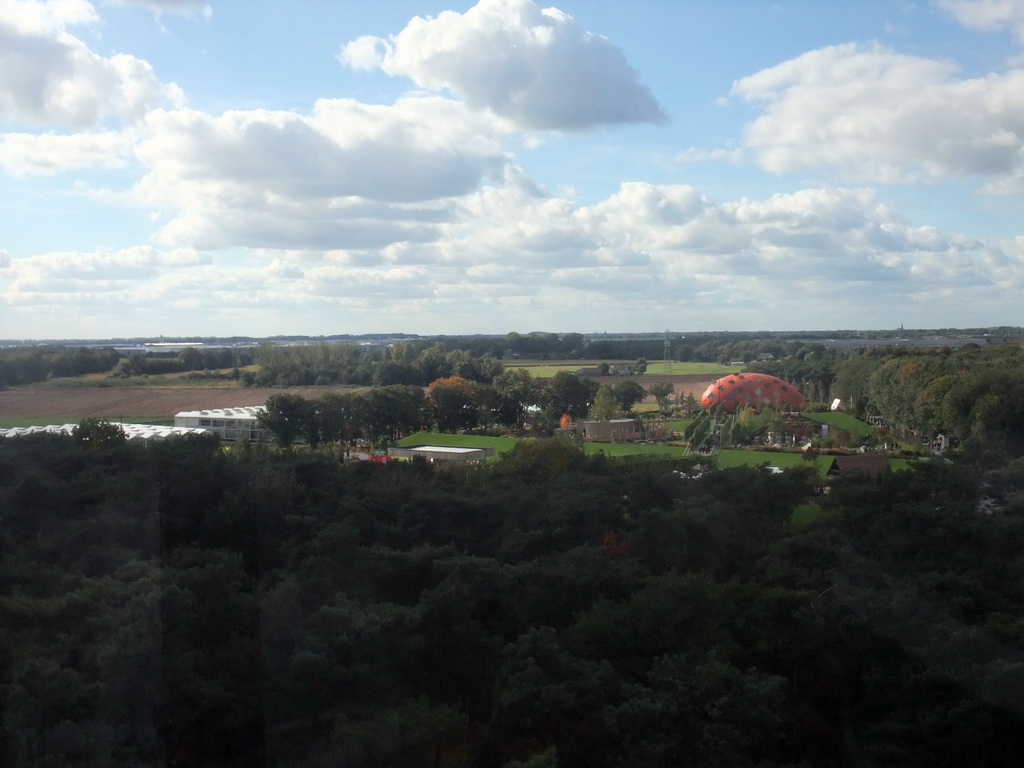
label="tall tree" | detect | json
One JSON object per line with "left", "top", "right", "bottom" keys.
{"left": 611, "top": 381, "right": 646, "bottom": 414}
{"left": 544, "top": 372, "right": 599, "bottom": 420}
{"left": 647, "top": 381, "right": 674, "bottom": 412}
{"left": 429, "top": 377, "right": 480, "bottom": 433}
{"left": 591, "top": 386, "right": 619, "bottom": 421}
{"left": 258, "top": 393, "right": 313, "bottom": 447}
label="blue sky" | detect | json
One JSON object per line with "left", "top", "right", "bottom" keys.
{"left": 3, "top": 0, "right": 1024, "bottom": 339}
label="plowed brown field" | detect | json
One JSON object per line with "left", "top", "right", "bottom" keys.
{"left": 0, "top": 387, "right": 358, "bottom": 422}
{"left": 0, "top": 374, "right": 717, "bottom": 423}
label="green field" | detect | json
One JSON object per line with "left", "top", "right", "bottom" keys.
{"left": 504, "top": 364, "right": 589, "bottom": 377}
{"left": 507, "top": 360, "right": 739, "bottom": 378}
{"left": 656, "top": 362, "right": 741, "bottom": 375}
{"left": 806, "top": 411, "right": 877, "bottom": 437}
{"left": 716, "top": 449, "right": 821, "bottom": 472}
{"left": 581, "top": 441, "right": 690, "bottom": 458}
{"left": 716, "top": 449, "right": 847, "bottom": 477}
{"left": 666, "top": 419, "right": 695, "bottom": 433}
{"left": 791, "top": 502, "right": 830, "bottom": 525}
{"left": 395, "top": 432, "right": 693, "bottom": 460}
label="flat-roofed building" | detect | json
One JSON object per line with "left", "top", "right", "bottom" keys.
{"left": 388, "top": 445, "right": 495, "bottom": 463}
{"left": 0, "top": 424, "right": 212, "bottom": 441}
{"left": 173, "top": 406, "right": 272, "bottom": 441}
{"left": 579, "top": 418, "right": 641, "bottom": 441}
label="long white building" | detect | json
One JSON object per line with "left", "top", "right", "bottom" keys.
{"left": 173, "top": 406, "right": 272, "bottom": 441}
{"left": 0, "top": 424, "right": 212, "bottom": 441}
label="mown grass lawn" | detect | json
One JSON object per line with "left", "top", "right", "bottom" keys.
{"left": 715, "top": 449, "right": 838, "bottom": 477}
{"left": 581, "top": 441, "right": 690, "bottom": 458}
{"left": 806, "top": 411, "right": 877, "bottom": 437}
{"left": 666, "top": 419, "right": 695, "bottom": 433}
{"left": 791, "top": 503, "right": 830, "bottom": 525}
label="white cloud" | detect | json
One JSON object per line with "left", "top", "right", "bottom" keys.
{"left": 3, "top": 177, "right": 1017, "bottom": 335}
{"left": 132, "top": 98, "right": 510, "bottom": 250}
{"left": 936, "top": 0, "right": 1024, "bottom": 42}
{"left": 3, "top": 245, "right": 209, "bottom": 294}
{"left": 0, "top": 0, "right": 183, "bottom": 127}
{"left": 0, "top": 129, "right": 133, "bottom": 174}
{"left": 105, "top": 0, "right": 211, "bottom": 17}
{"left": 731, "top": 42, "right": 1024, "bottom": 185}
{"left": 339, "top": 0, "right": 665, "bottom": 131}
{"left": 0, "top": 248, "right": 10, "bottom": 268}
{"left": 674, "top": 147, "right": 743, "bottom": 164}
{"left": 8, "top": 244, "right": 207, "bottom": 276}
{"left": 4, "top": 0, "right": 98, "bottom": 33}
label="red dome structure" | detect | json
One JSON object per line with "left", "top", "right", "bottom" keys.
{"left": 701, "top": 373, "right": 805, "bottom": 414}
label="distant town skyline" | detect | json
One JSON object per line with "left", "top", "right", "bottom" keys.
{"left": 3, "top": 0, "right": 1024, "bottom": 338}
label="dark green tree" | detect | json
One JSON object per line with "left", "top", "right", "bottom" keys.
{"left": 258, "top": 393, "right": 313, "bottom": 447}
{"left": 611, "top": 380, "right": 646, "bottom": 414}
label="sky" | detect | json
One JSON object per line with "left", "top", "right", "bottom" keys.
{"left": 3, "top": 0, "right": 1024, "bottom": 339}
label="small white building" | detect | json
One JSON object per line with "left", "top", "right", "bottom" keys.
{"left": 388, "top": 445, "right": 495, "bottom": 463}
{"left": 173, "top": 406, "right": 272, "bottom": 441}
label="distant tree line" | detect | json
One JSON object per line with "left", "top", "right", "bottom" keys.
{"left": 0, "top": 346, "right": 257, "bottom": 386}
{"left": 0, "top": 346, "right": 120, "bottom": 386}
{"left": 256, "top": 370, "right": 617, "bottom": 445}
{"left": 111, "top": 348, "right": 255, "bottom": 378}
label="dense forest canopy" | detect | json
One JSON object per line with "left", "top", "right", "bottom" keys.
{"left": 5, "top": 332, "right": 1024, "bottom": 765}
{"left": 2, "top": 430, "right": 1024, "bottom": 767}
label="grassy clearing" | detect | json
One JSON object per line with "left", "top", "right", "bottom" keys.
{"left": 656, "top": 362, "right": 741, "bottom": 375}
{"left": 666, "top": 419, "right": 695, "bottom": 433}
{"left": 512, "top": 366, "right": 593, "bottom": 378}
{"left": 716, "top": 449, "right": 811, "bottom": 471}
{"left": 806, "top": 411, "right": 877, "bottom": 437}
{"left": 716, "top": 449, "right": 841, "bottom": 477}
{"left": 791, "top": 503, "right": 830, "bottom": 525}
{"left": 581, "top": 441, "right": 690, "bottom": 458}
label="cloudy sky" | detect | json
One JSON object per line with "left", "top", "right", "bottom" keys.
{"left": 3, "top": 0, "right": 1024, "bottom": 339}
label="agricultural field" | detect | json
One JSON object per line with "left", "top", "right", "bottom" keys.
{"left": 0, "top": 386, "right": 357, "bottom": 427}
{"left": 509, "top": 359, "right": 737, "bottom": 378}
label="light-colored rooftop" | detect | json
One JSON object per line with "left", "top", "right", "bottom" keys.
{"left": 174, "top": 406, "right": 266, "bottom": 419}
{"left": 404, "top": 445, "right": 483, "bottom": 454}
{"left": 0, "top": 424, "right": 212, "bottom": 440}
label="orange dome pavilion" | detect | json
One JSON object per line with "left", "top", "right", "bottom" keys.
{"left": 701, "top": 373, "right": 805, "bottom": 414}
